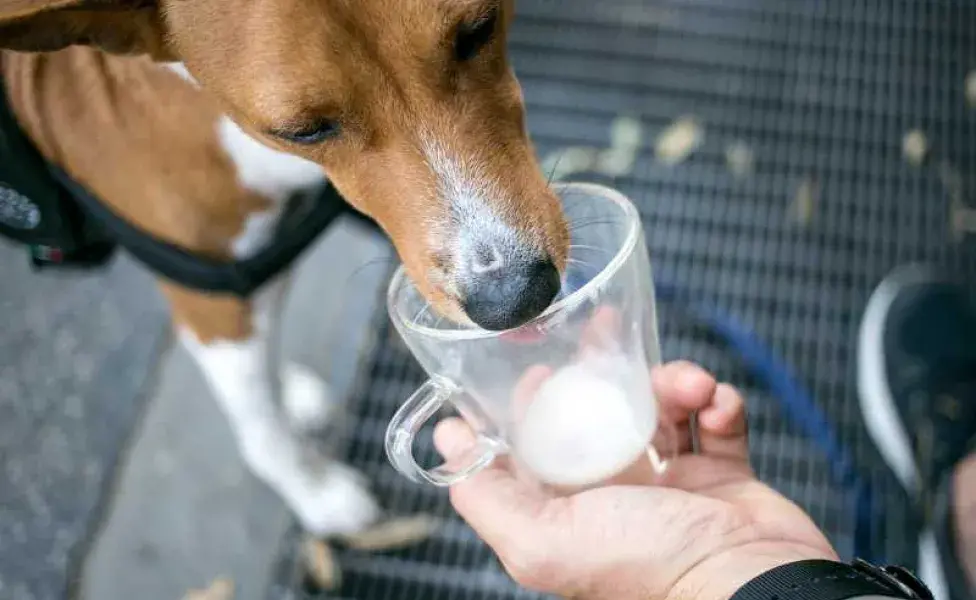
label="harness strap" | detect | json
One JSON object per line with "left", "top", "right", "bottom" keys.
{"left": 1, "top": 76, "right": 359, "bottom": 298}
{"left": 51, "top": 166, "right": 351, "bottom": 298}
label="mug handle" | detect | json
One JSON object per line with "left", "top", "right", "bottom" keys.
{"left": 384, "top": 376, "right": 503, "bottom": 486}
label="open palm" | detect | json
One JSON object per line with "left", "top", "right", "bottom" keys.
{"left": 434, "top": 361, "right": 837, "bottom": 600}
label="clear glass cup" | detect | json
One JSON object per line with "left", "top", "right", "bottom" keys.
{"left": 384, "top": 182, "right": 675, "bottom": 493}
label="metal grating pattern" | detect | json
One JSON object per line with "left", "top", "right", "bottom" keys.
{"left": 271, "top": 1, "right": 976, "bottom": 597}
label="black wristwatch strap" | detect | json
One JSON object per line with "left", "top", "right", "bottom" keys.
{"left": 730, "top": 559, "right": 934, "bottom": 600}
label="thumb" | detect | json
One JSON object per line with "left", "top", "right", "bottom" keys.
{"left": 432, "top": 417, "right": 482, "bottom": 465}
{"left": 433, "top": 418, "right": 554, "bottom": 557}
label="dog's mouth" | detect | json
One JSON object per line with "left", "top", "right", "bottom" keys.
{"left": 413, "top": 248, "right": 561, "bottom": 332}
{"left": 399, "top": 186, "right": 568, "bottom": 331}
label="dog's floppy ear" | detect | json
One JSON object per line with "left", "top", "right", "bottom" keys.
{"left": 0, "top": 0, "right": 171, "bottom": 58}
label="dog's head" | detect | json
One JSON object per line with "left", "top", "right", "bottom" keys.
{"left": 0, "top": 0, "right": 569, "bottom": 330}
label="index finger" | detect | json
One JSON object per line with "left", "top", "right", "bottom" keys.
{"left": 433, "top": 418, "right": 552, "bottom": 552}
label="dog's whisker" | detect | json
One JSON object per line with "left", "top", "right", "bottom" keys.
{"left": 568, "top": 217, "right": 619, "bottom": 232}
{"left": 346, "top": 255, "right": 398, "bottom": 285}
{"left": 413, "top": 301, "right": 434, "bottom": 325}
{"left": 568, "top": 243, "right": 613, "bottom": 255}
{"left": 545, "top": 148, "right": 568, "bottom": 187}
{"left": 566, "top": 257, "right": 599, "bottom": 269}
{"left": 560, "top": 191, "right": 598, "bottom": 207}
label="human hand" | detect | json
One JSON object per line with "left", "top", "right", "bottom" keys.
{"left": 433, "top": 361, "right": 838, "bottom": 600}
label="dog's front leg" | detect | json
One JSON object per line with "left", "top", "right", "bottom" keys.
{"left": 161, "top": 278, "right": 380, "bottom": 537}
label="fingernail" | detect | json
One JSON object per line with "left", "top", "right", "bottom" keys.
{"left": 716, "top": 384, "right": 743, "bottom": 416}
{"left": 434, "top": 419, "right": 473, "bottom": 459}
{"left": 715, "top": 387, "right": 733, "bottom": 411}
{"left": 699, "top": 408, "right": 721, "bottom": 430}
{"left": 676, "top": 363, "right": 702, "bottom": 392}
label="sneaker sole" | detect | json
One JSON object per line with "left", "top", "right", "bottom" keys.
{"left": 857, "top": 264, "right": 931, "bottom": 493}
{"left": 857, "top": 263, "right": 950, "bottom": 600}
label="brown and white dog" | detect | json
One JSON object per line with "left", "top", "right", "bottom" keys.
{"left": 0, "top": 0, "right": 569, "bottom": 536}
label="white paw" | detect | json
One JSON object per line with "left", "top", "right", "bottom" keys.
{"left": 282, "top": 363, "right": 336, "bottom": 432}
{"left": 293, "top": 463, "right": 382, "bottom": 537}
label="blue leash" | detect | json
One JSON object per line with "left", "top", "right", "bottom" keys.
{"left": 654, "top": 276, "right": 875, "bottom": 562}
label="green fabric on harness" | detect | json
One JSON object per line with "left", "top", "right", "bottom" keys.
{"left": 0, "top": 83, "right": 116, "bottom": 269}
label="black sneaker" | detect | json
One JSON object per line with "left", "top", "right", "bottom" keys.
{"left": 858, "top": 264, "right": 976, "bottom": 600}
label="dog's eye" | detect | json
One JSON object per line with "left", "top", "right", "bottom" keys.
{"left": 455, "top": 8, "right": 498, "bottom": 61}
{"left": 275, "top": 120, "right": 340, "bottom": 145}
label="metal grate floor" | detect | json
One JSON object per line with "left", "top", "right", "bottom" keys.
{"left": 271, "top": 1, "right": 976, "bottom": 598}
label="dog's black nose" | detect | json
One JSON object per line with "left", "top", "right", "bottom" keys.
{"left": 461, "top": 250, "right": 560, "bottom": 331}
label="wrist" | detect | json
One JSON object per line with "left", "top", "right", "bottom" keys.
{"left": 669, "top": 542, "right": 839, "bottom": 600}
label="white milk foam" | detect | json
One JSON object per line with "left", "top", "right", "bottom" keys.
{"left": 515, "top": 363, "right": 657, "bottom": 487}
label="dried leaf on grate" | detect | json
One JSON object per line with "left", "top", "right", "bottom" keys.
{"left": 181, "top": 577, "right": 234, "bottom": 600}
{"left": 725, "top": 141, "right": 754, "bottom": 177}
{"left": 340, "top": 514, "right": 441, "bottom": 551}
{"left": 654, "top": 116, "right": 703, "bottom": 166}
{"left": 540, "top": 146, "right": 601, "bottom": 182}
{"left": 902, "top": 130, "right": 929, "bottom": 166}
{"left": 597, "top": 115, "right": 644, "bottom": 177}
{"left": 966, "top": 71, "right": 976, "bottom": 106}
{"left": 303, "top": 538, "right": 342, "bottom": 592}
{"left": 789, "top": 178, "right": 817, "bottom": 226}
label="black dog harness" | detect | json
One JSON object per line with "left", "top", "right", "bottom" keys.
{"left": 0, "top": 82, "right": 359, "bottom": 298}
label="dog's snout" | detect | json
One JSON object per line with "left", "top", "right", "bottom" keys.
{"left": 461, "top": 247, "right": 560, "bottom": 331}
{"left": 469, "top": 243, "right": 505, "bottom": 275}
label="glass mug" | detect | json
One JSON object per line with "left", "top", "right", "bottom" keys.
{"left": 384, "top": 182, "right": 675, "bottom": 492}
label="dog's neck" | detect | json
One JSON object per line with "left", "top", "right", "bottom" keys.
{"left": 163, "top": 61, "right": 327, "bottom": 258}
{"left": 3, "top": 48, "right": 324, "bottom": 259}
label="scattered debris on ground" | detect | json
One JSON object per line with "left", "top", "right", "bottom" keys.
{"left": 610, "top": 115, "right": 643, "bottom": 151}
{"left": 297, "top": 515, "right": 440, "bottom": 593}
{"left": 654, "top": 116, "right": 703, "bottom": 166}
{"left": 598, "top": 115, "right": 644, "bottom": 176}
{"left": 541, "top": 115, "right": 645, "bottom": 181}
{"left": 966, "top": 71, "right": 976, "bottom": 107}
{"left": 937, "top": 161, "right": 976, "bottom": 241}
{"left": 902, "top": 129, "right": 929, "bottom": 166}
{"left": 540, "top": 146, "right": 600, "bottom": 182}
{"left": 724, "top": 141, "right": 754, "bottom": 177}
{"left": 541, "top": 114, "right": 707, "bottom": 180}
{"left": 303, "top": 538, "right": 342, "bottom": 592}
{"left": 790, "top": 178, "right": 817, "bottom": 226}
{"left": 181, "top": 577, "right": 234, "bottom": 600}
{"left": 340, "top": 514, "right": 441, "bottom": 551}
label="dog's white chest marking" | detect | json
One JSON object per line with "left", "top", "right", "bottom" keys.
{"left": 164, "top": 63, "right": 326, "bottom": 259}
{"left": 215, "top": 117, "right": 326, "bottom": 205}
{"left": 217, "top": 116, "right": 326, "bottom": 259}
